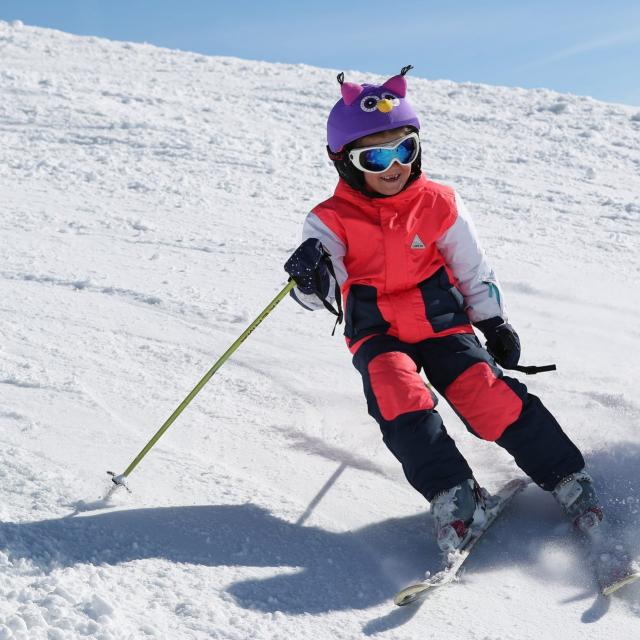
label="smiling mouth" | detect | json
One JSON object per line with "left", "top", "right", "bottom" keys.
{"left": 380, "top": 173, "right": 401, "bottom": 183}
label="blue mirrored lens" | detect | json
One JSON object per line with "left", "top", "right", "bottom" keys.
{"left": 359, "top": 137, "right": 418, "bottom": 172}
{"left": 396, "top": 137, "right": 417, "bottom": 163}
{"left": 361, "top": 148, "right": 396, "bottom": 172}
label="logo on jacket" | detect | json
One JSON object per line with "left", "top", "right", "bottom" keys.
{"left": 411, "top": 234, "right": 425, "bottom": 249}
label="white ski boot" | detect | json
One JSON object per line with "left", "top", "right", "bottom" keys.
{"left": 552, "top": 471, "right": 603, "bottom": 536}
{"left": 431, "top": 479, "right": 488, "bottom": 554}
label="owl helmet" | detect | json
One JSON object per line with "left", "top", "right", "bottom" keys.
{"left": 327, "top": 65, "right": 421, "bottom": 153}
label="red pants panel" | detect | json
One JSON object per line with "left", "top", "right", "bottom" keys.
{"left": 445, "top": 362, "right": 523, "bottom": 441}
{"left": 368, "top": 352, "right": 435, "bottom": 421}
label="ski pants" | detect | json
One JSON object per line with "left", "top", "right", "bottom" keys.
{"left": 352, "top": 332, "right": 584, "bottom": 501}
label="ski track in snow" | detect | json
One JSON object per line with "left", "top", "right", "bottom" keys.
{"left": 1, "top": 19, "right": 640, "bottom": 639}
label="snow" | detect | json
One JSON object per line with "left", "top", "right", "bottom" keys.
{"left": 0, "top": 19, "right": 639, "bottom": 640}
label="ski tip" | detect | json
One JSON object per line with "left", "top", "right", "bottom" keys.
{"left": 393, "top": 591, "right": 420, "bottom": 606}
{"left": 394, "top": 594, "right": 416, "bottom": 607}
{"left": 393, "top": 582, "right": 431, "bottom": 606}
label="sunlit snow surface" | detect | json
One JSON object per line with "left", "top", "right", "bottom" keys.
{"left": 1, "top": 19, "right": 639, "bottom": 639}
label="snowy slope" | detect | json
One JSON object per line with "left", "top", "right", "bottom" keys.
{"left": 1, "top": 19, "right": 639, "bottom": 639}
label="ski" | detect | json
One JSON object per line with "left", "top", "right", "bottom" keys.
{"left": 394, "top": 477, "right": 530, "bottom": 606}
{"left": 587, "top": 533, "right": 640, "bottom": 596}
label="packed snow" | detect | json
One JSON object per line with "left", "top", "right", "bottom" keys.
{"left": 0, "top": 19, "right": 639, "bottom": 640}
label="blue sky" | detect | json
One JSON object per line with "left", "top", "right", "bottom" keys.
{"left": 3, "top": 0, "right": 639, "bottom": 107}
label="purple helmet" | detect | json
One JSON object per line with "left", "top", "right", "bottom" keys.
{"left": 327, "top": 65, "right": 421, "bottom": 153}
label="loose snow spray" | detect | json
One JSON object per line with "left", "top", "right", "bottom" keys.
{"left": 100, "top": 280, "right": 296, "bottom": 502}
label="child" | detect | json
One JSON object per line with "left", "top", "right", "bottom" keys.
{"left": 284, "top": 66, "right": 603, "bottom": 553}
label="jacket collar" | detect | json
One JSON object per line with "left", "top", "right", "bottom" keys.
{"left": 333, "top": 173, "right": 429, "bottom": 209}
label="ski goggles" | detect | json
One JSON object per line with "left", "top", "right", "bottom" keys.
{"left": 348, "top": 132, "right": 420, "bottom": 174}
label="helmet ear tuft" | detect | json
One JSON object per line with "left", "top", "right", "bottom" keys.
{"left": 381, "top": 74, "right": 407, "bottom": 98}
{"left": 341, "top": 81, "right": 364, "bottom": 106}
{"left": 381, "top": 65, "right": 414, "bottom": 98}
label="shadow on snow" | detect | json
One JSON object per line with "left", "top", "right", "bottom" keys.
{"left": 0, "top": 444, "right": 637, "bottom": 629}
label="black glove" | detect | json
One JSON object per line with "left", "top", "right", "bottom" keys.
{"left": 475, "top": 316, "right": 521, "bottom": 369}
{"left": 284, "top": 238, "right": 331, "bottom": 298}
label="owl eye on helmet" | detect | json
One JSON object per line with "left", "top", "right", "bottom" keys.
{"left": 360, "top": 95, "right": 380, "bottom": 112}
{"left": 381, "top": 92, "right": 400, "bottom": 104}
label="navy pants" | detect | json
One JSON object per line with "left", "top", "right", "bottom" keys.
{"left": 352, "top": 333, "right": 584, "bottom": 501}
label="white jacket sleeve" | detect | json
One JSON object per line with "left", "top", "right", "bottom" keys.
{"left": 290, "top": 211, "right": 348, "bottom": 311}
{"left": 436, "top": 193, "right": 507, "bottom": 323}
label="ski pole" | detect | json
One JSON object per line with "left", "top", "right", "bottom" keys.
{"left": 106, "top": 279, "right": 296, "bottom": 496}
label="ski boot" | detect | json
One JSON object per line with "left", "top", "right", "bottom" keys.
{"left": 552, "top": 471, "right": 640, "bottom": 592}
{"left": 431, "top": 478, "right": 488, "bottom": 554}
{"left": 552, "top": 471, "right": 603, "bottom": 537}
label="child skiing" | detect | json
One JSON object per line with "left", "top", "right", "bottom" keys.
{"left": 283, "top": 66, "right": 604, "bottom": 555}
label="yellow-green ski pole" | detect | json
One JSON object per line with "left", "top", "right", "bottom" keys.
{"left": 106, "top": 279, "right": 296, "bottom": 496}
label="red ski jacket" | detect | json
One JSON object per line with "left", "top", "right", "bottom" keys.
{"left": 292, "top": 175, "right": 506, "bottom": 353}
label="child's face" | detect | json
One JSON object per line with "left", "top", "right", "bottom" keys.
{"left": 352, "top": 128, "right": 414, "bottom": 197}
